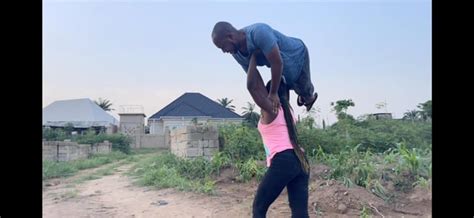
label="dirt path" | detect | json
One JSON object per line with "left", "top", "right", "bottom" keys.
{"left": 43, "top": 157, "right": 431, "bottom": 218}
{"left": 43, "top": 162, "right": 257, "bottom": 218}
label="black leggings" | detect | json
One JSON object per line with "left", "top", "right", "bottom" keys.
{"left": 252, "top": 149, "right": 310, "bottom": 218}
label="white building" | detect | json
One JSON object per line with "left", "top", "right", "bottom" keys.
{"left": 42, "top": 98, "right": 118, "bottom": 133}
{"left": 148, "top": 92, "right": 243, "bottom": 134}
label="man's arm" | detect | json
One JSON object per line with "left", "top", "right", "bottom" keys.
{"left": 251, "top": 23, "right": 283, "bottom": 113}
{"left": 247, "top": 53, "right": 273, "bottom": 113}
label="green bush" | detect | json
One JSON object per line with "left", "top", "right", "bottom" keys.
{"left": 43, "top": 160, "right": 77, "bottom": 179}
{"left": 321, "top": 145, "right": 378, "bottom": 188}
{"left": 310, "top": 141, "right": 431, "bottom": 195}
{"left": 218, "top": 124, "right": 265, "bottom": 161}
{"left": 130, "top": 152, "right": 216, "bottom": 194}
{"left": 139, "top": 165, "right": 192, "bottom": 190}
{"left": 176, "top": 156, "right": 213, "bottom": 180}
{"left": 235, "top": 158, "right": 266, "bottom": 182}
{"left": 211, "top": 151, "right": 232, "bottom": 175}
{"left": 42, "top": 128, "right": 68, "bottom": 141}
{"left": 76, "top": 133, "right": 132, "bottom": 154}
{"left": 296, "top": 119, "right": 432, "bottom": 155}
{"left": 354, "top": 119, "right": 432, "bottom": 151}
{"left": 43, "top": 127, "right": 132, "bottom": 154}
{"left": 297, "top": 126, "right": 346, "bottom": 154}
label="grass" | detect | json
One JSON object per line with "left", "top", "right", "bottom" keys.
{"left": 311, "top": 143, "right": 431, "bottom": 199}
{"left": 235, "top": 158, "right": 266, "bottom": 182}
{"left": 43, "top": 161, "right": 78, "bottom": 179}
{"left": 43, "top": 148, "right": 163, "bottom": 181}
{"left": 73, "top": 151, "right": 128, "bottom": 170}
{"left": 129, "top": 152, "right": 218, "bottom": 194}
{"left": 43, "top": 151, "right": 129, "bottom": 180}
{"left": 73, "top": 162, "right": 124, "bottom": 184}
{"left": 360, "top": 205, "right": 370, "bottom": 218}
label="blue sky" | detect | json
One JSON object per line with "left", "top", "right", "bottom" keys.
{"left": 43, "top": 0, "right": 431, "bottom": 125}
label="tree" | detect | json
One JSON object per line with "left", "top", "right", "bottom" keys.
{"left": 331, "top": 99, "right": 355, "bottom": 114}
{"left": 217, "top": 97, "right": 236, "bottom": 112}
{"left": 331, "top": 99, "right": 355, "bottom": 121}
{"left": 64, "top": 122, "right": 75, "bottom": 135}
{"left": 300, "top": 116, "right": 315, "bottom": 129}
{"left": 94, "top": 98, "right": 114, "bottom": 111}
{"left": 403, "top": 110, "right": 420, "bottom": 122}
{"left": 417, "top": 100, "right": 432, "bottom": 121}
{"left": 300, "top": 106, "right": 321, "bottom": 129}
{"left": 241, "top": 102, "right": 260, "bottom": 127}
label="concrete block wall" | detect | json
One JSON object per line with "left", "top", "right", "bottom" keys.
{"left": 42, "top": 141, "right": 59, "bottom": 162}
{"left": 139, "top": 134, "right": 166, "bottom": 148}
{"left": 43, "top": 140, "right": 112, "bottom": 162}
{"left": 170, "top": 125, "right": 219, "bottom": 160}
{"left": 91, "top": 141, "right": 112, "bottom": 154}
{"left": 57, "top": 141, "right": 90, "bottom": 161}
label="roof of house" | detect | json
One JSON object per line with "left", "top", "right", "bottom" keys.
{"left": 42, "top": 98, "right": 119, "bottom": 128}
{"left": 149, "top": 92, "right": 243, "bottom": 120}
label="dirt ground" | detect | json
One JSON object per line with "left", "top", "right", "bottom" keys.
{"left": 43, "top": 157, "right": 431, "bottom": 218}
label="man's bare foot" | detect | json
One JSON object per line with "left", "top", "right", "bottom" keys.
{"left": 304, "top": 92, "right": 318, "bottom": 111}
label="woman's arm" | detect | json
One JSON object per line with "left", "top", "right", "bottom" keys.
{"left": 246, "top": 52, "right": 274, "bottom": 114}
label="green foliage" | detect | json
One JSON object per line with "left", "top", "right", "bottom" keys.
{"left": 43, "top": 127, "right": 132, "bottom": 154}
{"left": 64, "top": 123, "right": 75, "bottom": 134}
{"left": 218, "top": 124, "right": 265, "bottom": 161}
{"left": 297, "top": 119, "right": 431, "bottom": 154}
{"left": 129, "top": 152, "right": 217, "bottom": 194}
{"left": 217, "top": 97, "right": 236, "bottom": 112}
{"left": 235, "top": 158, "right": 266, "bottom": 182}
{"left": 360, "top": 205, "right": 370, "bottom": 218}
{"left": 42, "top": 151, "right": 127, "bottom": 180}
{"left": 43, "top": 128, "right": 68, "bottom": 141}
{"left": 211, "top": 151, "right": 232, "bottom": 175}
{"left": 241, "top": 102, "right": 260, "bottom": 128}
{"left": 76, "top": 133, "right": 132, "bottom": 154}
{"left": 94, "top": 98, "right": 114, "bottom": 111}
{"left": 417, "top": 100, "right": 432, "bottom": 121}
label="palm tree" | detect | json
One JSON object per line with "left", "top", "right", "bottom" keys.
{"left": 217, "top": 97, "right": 236, "bottom": 112}
{"left": 242, "top": 102, "right": 260, "bottom": 127}
{"left": 403, "top": 110, "right": 420, "bottom": 122}
{"left": 417, "top": 100, "right": 432, "bottom": 121}
{"left": 94, "top": 98, "right": 114, "bottom": 111}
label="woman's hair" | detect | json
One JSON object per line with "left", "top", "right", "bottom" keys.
{"left": 265, "top": 80, "right": 310, "bottom": 174}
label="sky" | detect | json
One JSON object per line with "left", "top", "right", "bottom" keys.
{"left": 43, "top": 0, "right": 431, "bottom": 126}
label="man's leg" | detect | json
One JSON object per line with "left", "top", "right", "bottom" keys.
{"left": 292, "top": 45, "right": 317, "bottom": 110}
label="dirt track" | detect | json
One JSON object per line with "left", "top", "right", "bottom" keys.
{"left": 43, "top": 157, "right": 431, "bottom": 217}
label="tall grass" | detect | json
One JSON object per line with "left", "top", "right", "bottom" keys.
{"left": 129, "top": 152, "right": 217, "bottom": 194}
{"left": 43, "top": 151, "right": 127, "bottom": 180}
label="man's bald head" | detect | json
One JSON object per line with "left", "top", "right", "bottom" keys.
{"left": 211, "top": 21, "right": 242, "bottom": 54}
{"left": 212, "top": 21, "right": 238, "bottom": 41}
